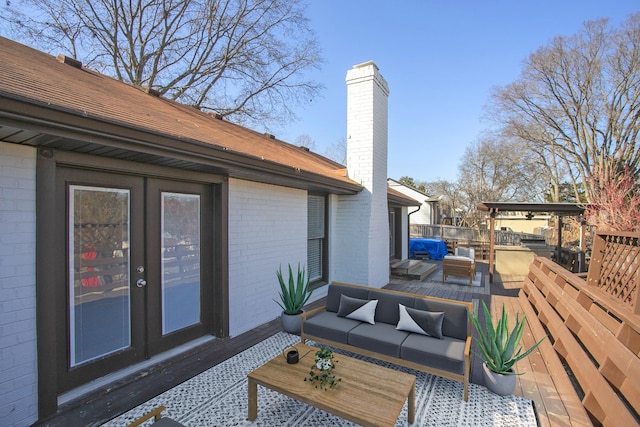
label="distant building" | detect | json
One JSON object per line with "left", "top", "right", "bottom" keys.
{"left": 387, "top": 178, "right": 440, "bottom": 225}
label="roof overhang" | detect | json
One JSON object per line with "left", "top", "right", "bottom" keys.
{"left": 0, "top": 96, "right": 362, "bottom": 195}
{"left": 477, "top": 202, "right": 588, "bottom": 216}
{"left": 388, "top": 187, "right": 421, "bottom": 206}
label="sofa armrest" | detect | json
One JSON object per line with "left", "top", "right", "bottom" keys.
{"left": 463, "top": 335, "right": 472, "bottom": 360}
{"left": 300, "top": 305, "right": 326, "bottom": 321}
{"left": 300, "top": 305, "right": 326, "bottom": 343}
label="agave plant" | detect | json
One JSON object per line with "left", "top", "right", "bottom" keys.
{"left": 274, "top": 263, "right": 313, "bottom": 315}
{"left": 471, "top": 301, "right": 545, "bottom": 375}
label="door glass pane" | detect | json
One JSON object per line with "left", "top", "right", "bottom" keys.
{"left": 69, "top": 186, "right": 130, "bottom": 367}
{"left": 161, "top": 192, "right": 201, "bottom": 334}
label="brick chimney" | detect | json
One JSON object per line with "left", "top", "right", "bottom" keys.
{"left": 331, "top": 61, "right": 389, "bottom": 288}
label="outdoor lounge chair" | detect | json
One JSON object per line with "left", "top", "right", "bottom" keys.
{"left": 442, "top": 247, "right": 476, "bottom": 286}
{"left": 126, "top": 405, "right": 185, "bottom": 427}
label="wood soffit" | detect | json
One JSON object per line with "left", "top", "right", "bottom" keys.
{"left": 477, "top": 202, "right": 588, "bottom": 216}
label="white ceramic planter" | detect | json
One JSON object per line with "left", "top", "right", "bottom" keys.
{"left": 315, "top": 358, "right": 332, "bottom": 371}
{"left": 482, "top": 363, "right": 517, "bottom": 396}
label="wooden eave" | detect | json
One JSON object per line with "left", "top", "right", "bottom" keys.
{"left": 387, "top": 187, "right": 421, "bottom": 206}
{"left": 0, "top": 95, "right": 362, "bottom": 195}
{"left": 477, "top": 202, "right": 587, "bottom": 216}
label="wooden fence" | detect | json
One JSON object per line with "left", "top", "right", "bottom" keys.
{"left": 411, "top": 224, "right": 547, "bottom": 246}
{"left": 519, "top": 230, "right": 640, "bottom": 426}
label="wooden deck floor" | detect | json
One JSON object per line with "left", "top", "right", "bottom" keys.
{"left": 35, "top": 261, "right": 581, "bottom": 427}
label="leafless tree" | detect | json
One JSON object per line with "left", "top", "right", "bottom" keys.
{"left": 423, "top": 179, "right": 462, "bottom": 222}
{"left": 1, "top": 0, "right": 323, "bottom": 128}
{"left": 456, "top": 135, "right": 547, "bottom": 227}
{"left": 322, "top": 137, "right": 347, "bottom": 165}
{"left": 490, "top": 15, "right": 640, "bottom": 201}
{"left": 294, "top": 134, "right": 316, "bottom": 151}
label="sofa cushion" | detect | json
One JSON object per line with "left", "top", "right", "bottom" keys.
{"left": 347, "top": 322, "right": 410, "bottom": 358}
{"left": 396, "top": 304, "right": 444, "bottom": 339}
{"left": 303, "top": 311, "right": 361, "bottom": 344}
{"left": 413, "top": 298, "right": 469, "bottom": 340}
{"left": 337, "top": 295, "right": 378, "bottom": 324}
{"left": 326, "top": 284, "right": 370, "bottom": 313}
{"left": 367, "top": 289, "right": 415, "bottom": 325}
{"left": 400, "top": 333, "right": 466, "bottom": 375}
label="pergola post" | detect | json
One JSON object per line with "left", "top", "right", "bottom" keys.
{"left": 556, "top": 215, "right": 563, "bottom": 268}
{"left": 477, "top": 202, "right": 588, "bottom": 279}
{"left": 489, "top": 210, "right": 495, "bottom": 283}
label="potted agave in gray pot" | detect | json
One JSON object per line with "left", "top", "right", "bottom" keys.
{"left": 274, "top": 263, "right": 313, "bottom": 334}
{"left": 471, "top": 301, "right": 546, "bottom": 396}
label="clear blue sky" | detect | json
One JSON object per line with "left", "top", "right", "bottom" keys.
{"left": 278, "top": 1, "right": 639, "bottom": 183}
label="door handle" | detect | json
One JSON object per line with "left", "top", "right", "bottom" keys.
{"left": 136, "top": 279, "right": 147, "bottom": 288}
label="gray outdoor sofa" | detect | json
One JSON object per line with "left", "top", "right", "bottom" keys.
{"left": 300, "top": 282, "right": 473, "bottom": 401}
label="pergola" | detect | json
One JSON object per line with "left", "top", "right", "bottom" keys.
{"left": 477, "top": 202, "right": 588, "bottom": 282}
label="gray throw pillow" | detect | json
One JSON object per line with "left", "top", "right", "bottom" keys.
{"left": 396, "top": 304, "right": 444, "bottom": 339}
{"left": 337, "top": 295, "right": 377, "bottom": 324}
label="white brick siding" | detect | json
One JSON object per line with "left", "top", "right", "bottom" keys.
{"left": 227, "top": 178, "right": 316, "bottom": 336}
{"left": 332, "top": 62, "right": 389, "bottom": 288}
{"left": 0, "top": 142, "right": 37, "bottom": 427}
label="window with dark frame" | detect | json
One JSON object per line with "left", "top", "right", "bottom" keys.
{"left": 307, "top": 194, "right": 325, "bottom": 282}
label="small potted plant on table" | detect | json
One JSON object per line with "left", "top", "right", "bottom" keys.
{"left": 471, "top": 300, "right": 546, "bottom": 396}
{"left": 274, "top": 263, "right": 313, "bottom": 334}
{"left": 305, "top": 347, "right": 341, "bottom": 390}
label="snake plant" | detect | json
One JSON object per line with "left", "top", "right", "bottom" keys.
{"left": 471, "top": 300, "right": 545, "bottom": 375}
{"left": 274, "top": 263, "right": 313, "bottom": 315}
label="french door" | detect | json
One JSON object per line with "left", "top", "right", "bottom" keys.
{"left": 57, "top": 167, "right": 212, "bottom": 391}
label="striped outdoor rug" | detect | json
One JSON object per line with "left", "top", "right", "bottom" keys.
{"left": 103, "top": 332, "right": 537, "bottom": 426}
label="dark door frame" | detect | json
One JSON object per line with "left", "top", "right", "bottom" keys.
{"left": 36, "top": 149, "right": 229, "bottom": 418}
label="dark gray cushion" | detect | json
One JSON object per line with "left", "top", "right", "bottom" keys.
{"left": 303, "top": 311, "right": 361, "bottom": 344}
{"left": 396, "top": 305, "right": 444, "bottom": 339}
{"left": 367, "top": 289, "right": 415, "bottom": 325}
{"left": 347, "top": 322, "right": 410, "bottom": 358}
{"left": 326, "top": 284, "right": 370, "bottom": 312}
{"left": 400, "top": 333, "right": 466, "bottom": 375}
{"left": 337, "top": 295, "right": 369, "bottom": 317}
{"left": 413, "top": 298, "right": 469, "bottom": 340}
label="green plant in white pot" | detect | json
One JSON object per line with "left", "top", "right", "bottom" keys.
{"left": 274, "top": 263, "right": 313, "bottom": 334}
{"left": 471, "top": 301, "right": 546, "bottom": 396}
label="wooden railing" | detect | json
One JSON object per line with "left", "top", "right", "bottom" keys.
{"left": 586, "top": 230, "right": 639, "bottom": 313}
{"left": 411, "top": 224, "right": 550, "bottom": 246}
{"left": 520, "top": 235, "right": 640, "bottom": 426}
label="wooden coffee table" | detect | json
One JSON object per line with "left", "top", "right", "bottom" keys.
{"left": 247, "top": 343, "right": 415, "bottom": 426}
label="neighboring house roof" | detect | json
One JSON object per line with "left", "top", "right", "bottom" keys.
{"left": 0, "top": 37, "right": 361, "bottom": 195}
{"left": 387, "top": 178, "right": 439, "bottom": 203}
{"left": 387, "top": 186, "right": 421, "bottom": 206}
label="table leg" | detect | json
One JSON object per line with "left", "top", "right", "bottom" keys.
{"left": 408, "top": 379, "right": 416, "bottom": 424}
{"left": 248, "top": 378, "right": 257, "bottom": 421}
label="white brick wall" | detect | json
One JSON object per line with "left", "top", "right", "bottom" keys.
{"left": 332, "top": 62, "right": 389, "bottom": 288}
{"left": 0, "top": 142, "right": 38, "bottom": 427}
{"left": 227, "top": 178, "right": 317, "bottom": 336}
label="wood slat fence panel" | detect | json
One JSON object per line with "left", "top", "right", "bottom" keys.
{"left": 521, "top": 255, "right": 640, "bottom": 427}
{"left": 518, "top": 290, "right": 592, "bottom": 426}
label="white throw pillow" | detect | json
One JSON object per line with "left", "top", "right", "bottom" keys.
{"left": 345, "top": 299, "right": 378, "bottom": 324}
{"left": 396, "top": 304, "right": 445, "bottom": 338}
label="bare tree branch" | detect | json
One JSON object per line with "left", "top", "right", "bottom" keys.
{"left": 489, "top": 14, "right": 640, "bottom": 201}
{"left": 1, "top": 0, "right": 323, "bottom": 128}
